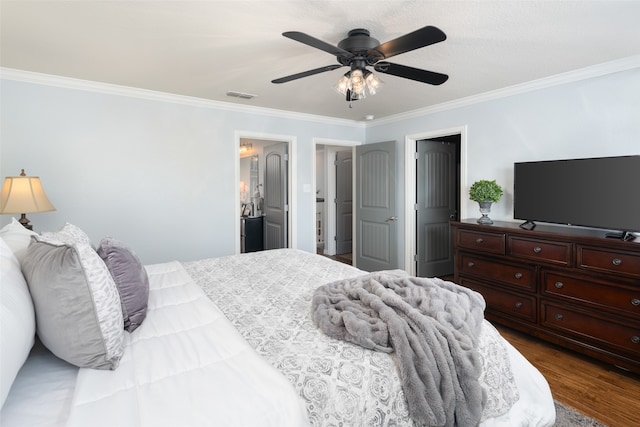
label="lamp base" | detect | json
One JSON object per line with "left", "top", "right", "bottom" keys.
{"left": 18, "top": 213, "right": 33, "bottom": 230}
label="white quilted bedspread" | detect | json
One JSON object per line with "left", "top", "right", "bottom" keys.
{"left": 184, "top": 249, "right": 525, "bottom": 427}
{"left": 65, "top": 261, "right": 308, "bottom": 427}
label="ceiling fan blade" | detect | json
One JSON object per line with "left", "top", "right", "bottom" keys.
{"left": 368, "top": 26, "right": 446, "bottom": 60}
{"left": 283, "top": 31, "right": 352, "bottom": 58}
{"left": 374, "top": 62, "right": 448, "bottom": 85}
{"left": 271, "top": 64, "right": 343, "bottom": 84}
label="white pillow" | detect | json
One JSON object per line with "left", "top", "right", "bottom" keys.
{"left": 0, "top": 236, "right": 36, "bottom": 408}
{"left": 0, "top": 218, "right": 38, "bottom": 264}
{"left": 41, "top": 222, "right": 91, "bottom": 246}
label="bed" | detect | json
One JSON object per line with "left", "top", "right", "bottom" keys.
{"left": 1, "top": 221, "right": 555, "bottom": 427}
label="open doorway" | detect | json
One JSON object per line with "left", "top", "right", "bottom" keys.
{"left": 235, "top": 133, "right": 296, "bottom": 254}
{"left": 314, "top": 139, "right": 359, "bottom": 264}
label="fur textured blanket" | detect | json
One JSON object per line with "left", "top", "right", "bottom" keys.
{"left": 311, "top": 270, "right": 487, "bottom": 427}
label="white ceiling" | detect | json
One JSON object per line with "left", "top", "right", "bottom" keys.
{"left": 2, "top": 1, "right": 640, "bottom": 121}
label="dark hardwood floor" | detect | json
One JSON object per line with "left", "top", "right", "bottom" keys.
{"left": 321, "top": 252, "right": 353, "bottom": 265}
{"left": 496, "top": 325, "right": 640, "bottom": 427}
{"left": 442, "top": 271, "right": 640, "bottom": 426}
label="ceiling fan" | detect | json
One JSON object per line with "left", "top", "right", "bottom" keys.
{"left": 271, "top": 26, "right": 449, "bottom": 103}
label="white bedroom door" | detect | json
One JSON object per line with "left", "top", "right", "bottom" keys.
{"left": 355, "top": 141, "right": 398, "bottom": 272}
{"left": 263, "top": 142, "right": 288, "bottom": 249}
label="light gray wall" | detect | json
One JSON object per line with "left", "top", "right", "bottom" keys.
{"left": 366, "top": 67, "right": 640, "bottom": 268}
{"left": 2, "top": 67, "right": 638, "bottom": 267}
{"left": 0, "top": 79, "right": 364, "bottom": 264}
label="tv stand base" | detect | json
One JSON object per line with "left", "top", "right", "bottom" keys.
{"left": 519, "top": 220, "right": 536, "bottom": 230}
{"left": 605, "top": 231, "right": 636, "bottom": 241}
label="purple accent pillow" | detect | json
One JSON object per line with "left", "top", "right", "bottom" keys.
{"left": 97, "top": 238, "right": 149, "bottom": 332}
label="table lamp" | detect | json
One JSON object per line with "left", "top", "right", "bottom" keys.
{"left": 0, "top": 169, "right": 56, "bottom": 230}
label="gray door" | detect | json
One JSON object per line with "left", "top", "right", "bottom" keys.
{"left": 335, "top": 149, "right": 352, "bottom": 255}
{"left": 264, "top": 142, "right": 288, "bottom": 249}
{"left": 416, "top": 138, "right": 459, "bottom": 277}
{"left": 355, "top": 141, "right": 397, "bottom": 272}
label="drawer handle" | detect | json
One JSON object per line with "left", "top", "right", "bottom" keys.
{"left": 467, "top": 261, "right": 475, "bottom": 268}
{"left": 632, "top": 336, "right": 640, "bottom": 344}
{"left": 632, "top": 298, "right": 640, "bottom": 307}
{"left": 475, "top": 238, "right": 484, "bottom": 244}
{"left": 514, "top": 272, "right": 523, "bottom": 279}
{"left": 514, "top": 302, "right": 523, "bottom": 309}
{"left": 612, "top": 258, "right": 622, "bottom": 266}
{"left": 555, "top": 314, "right": 564, "bottom": 321}
{"left": 533, "top": 246, "right": 542, "bottom": 253}
{"left": 554, "top": 281, "right": 564, "bottom": 289}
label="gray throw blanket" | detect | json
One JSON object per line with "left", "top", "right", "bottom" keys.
{"left": 311, "top": 270, "right": 486, "bottom": 427}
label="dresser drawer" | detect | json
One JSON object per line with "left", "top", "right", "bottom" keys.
{"left": 542, "top": 303, "right": 640, "bottom": 356}
{"left": 461, "top": 278, "right": 536, "bottom": 323}
{"left": 459, "top": 254, "right": 535, "bottom": 291}
{"left": 508, "top": 236, "right": 571, "bottom": 266}
{"left": 578, "top": 246, "right": 640, "bottom": 278}
{"left": 542, "top": 271, "right": 640, "bottom": 317}
{"left": 457, "top": 230, "right": 505, "bottom": 255}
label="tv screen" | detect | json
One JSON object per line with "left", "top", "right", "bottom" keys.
{"left": 514, "top": 155, "right": 640, "bottom": 233}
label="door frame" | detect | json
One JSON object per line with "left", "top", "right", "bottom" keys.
{"left": 312, "top": 138, "right": 360, "bottom": 258}
{"left": 404, "top": 126, "right": 468, "bottom": 275}
{"left": 235, "top": 131, "right": 297, "bottom": 254}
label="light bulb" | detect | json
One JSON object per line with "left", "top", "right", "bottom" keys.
{"left": 350, "top": 69, "right": 365, "bottom": 95}
{"left": 335, "top": 74, "right": 349, "bottom": 95}
{"left": 365, "top": 72, "right": 383, "bottom": 95}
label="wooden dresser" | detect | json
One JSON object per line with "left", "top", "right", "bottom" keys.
{"left": 452, "top": 219, "right": 640, "bottom": 373}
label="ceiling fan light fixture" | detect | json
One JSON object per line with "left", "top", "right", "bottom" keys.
{"left": 334, "top": 68, "right": 383, "bottom": 101}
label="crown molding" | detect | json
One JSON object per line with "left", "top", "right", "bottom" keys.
{"left": 368, "top": 55, "right": 640, "bottom": 127}
{"left": 0, "top": 67, "right": 365, "bottom": 129}
{"left": 2, "top": 54, "right": 638, "bottom": 128}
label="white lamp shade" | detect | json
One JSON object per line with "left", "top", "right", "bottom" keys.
{"left": 0, "top": 175, "right": 56, "bottom": 214}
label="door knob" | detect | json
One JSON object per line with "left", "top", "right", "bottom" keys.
{"left": 387, "top": 216, "right": 398, "bottom": 221}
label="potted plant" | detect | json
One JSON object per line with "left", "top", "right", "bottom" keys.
{"left": 469, "top": 179, "right": 503, "bottom": 224}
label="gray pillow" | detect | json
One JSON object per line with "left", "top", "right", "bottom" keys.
{"left": 97, "top": 237, "right": 149, "bottom": 332}
{"left": 21, "top": 237, "right": 124, "bottom": 370}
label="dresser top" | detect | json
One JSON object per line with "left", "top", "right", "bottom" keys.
{"left": 453, "top": 219, "right": 640, "bottom": 250}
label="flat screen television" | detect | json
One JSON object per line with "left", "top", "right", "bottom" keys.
{"left": 513, "top": 155, "right": 640, "bottom": 239}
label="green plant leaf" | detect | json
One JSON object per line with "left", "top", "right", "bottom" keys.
{"left": 469, "top": 179, "right": 503, "bottom": 202}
